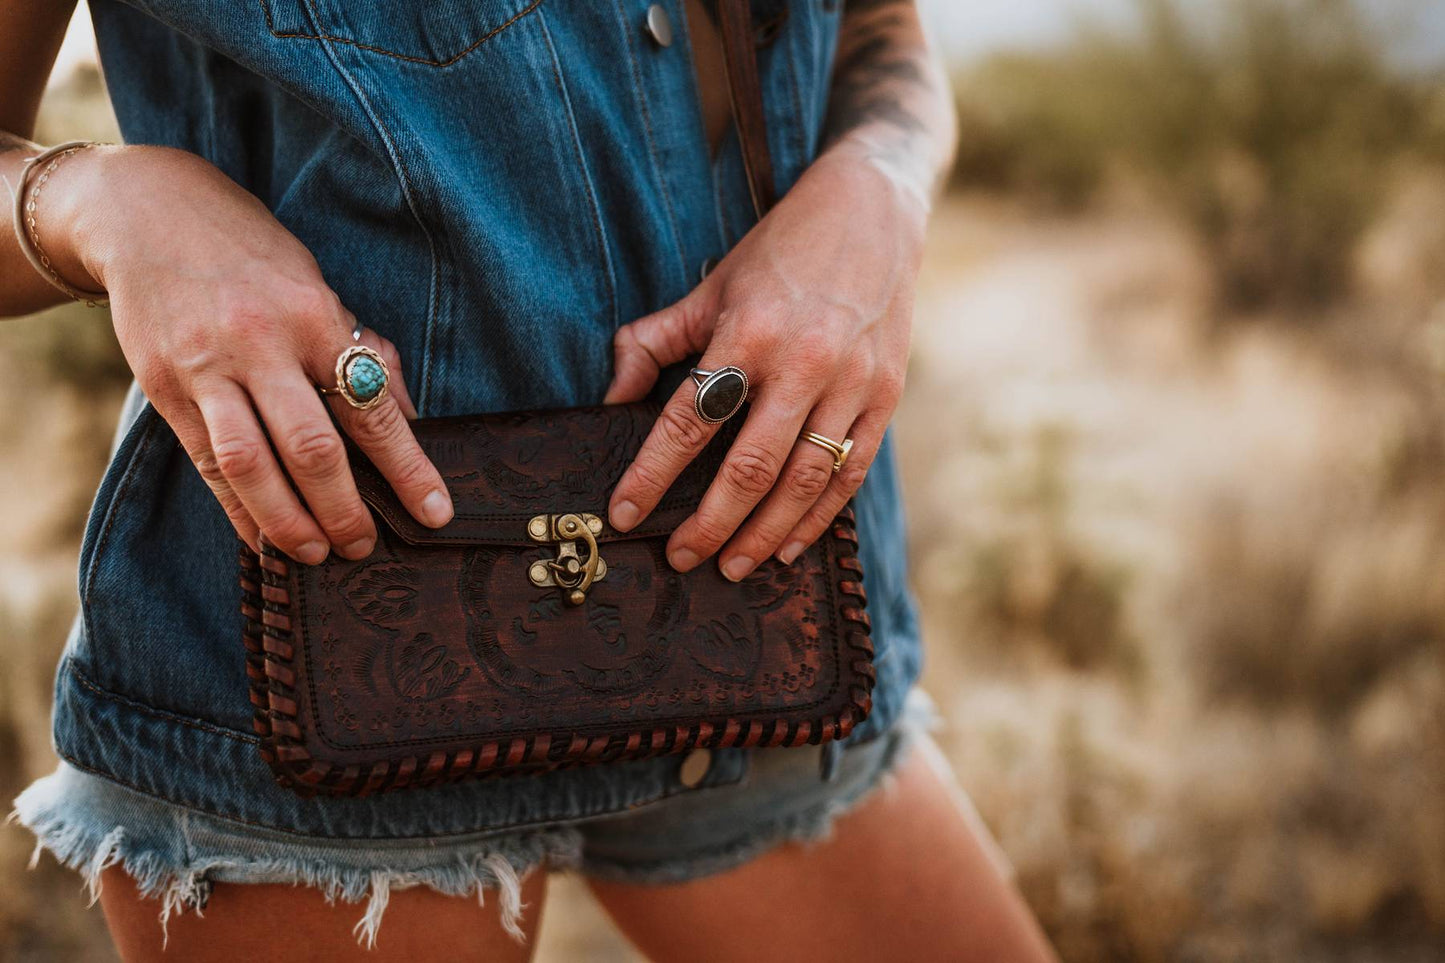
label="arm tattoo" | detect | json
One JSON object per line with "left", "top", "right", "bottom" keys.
{"left": 823, "top": 0, "right": 955, "bottom": 205}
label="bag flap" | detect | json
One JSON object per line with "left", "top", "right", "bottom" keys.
{"left": 348, "top": 402, "right": 740, "bottom": 547}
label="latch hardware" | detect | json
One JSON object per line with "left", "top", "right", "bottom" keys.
{"left": 526, "top": 513, "right": 607, "bottom": 605}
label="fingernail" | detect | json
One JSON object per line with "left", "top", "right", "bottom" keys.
{"left": 298, "top": 541, "right": 328, "bottom": 564}
{"left": 778, "top": 541, "right": 805, "bottom": 565}
{"left": 721, "top": 555, "right": 755, "bottom": 582}
{"left": 611, "top": 500, "right": 639, "bottom": 532}
{"left": 422, "top": 489, "right": 454, "bottom": 527}
{"left": 669, "top": 547, "right": 700, "bottom": 571}
{"left": 340, "top": 537, "right": 374, "bottom": 559}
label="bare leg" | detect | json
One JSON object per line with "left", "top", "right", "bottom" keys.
{"left": 588, "top": 743, "right": 1057, "bottom": 963}
{"left": 96, "top": 865, "right": 546, "bottom": 963}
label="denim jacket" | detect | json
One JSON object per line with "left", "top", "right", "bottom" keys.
{"left": 58, "top": 0, "right": 923, "bottom": 837}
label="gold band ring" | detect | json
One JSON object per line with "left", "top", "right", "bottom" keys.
{"left": 800, "top": 430, "right": 854, "bottom": 473}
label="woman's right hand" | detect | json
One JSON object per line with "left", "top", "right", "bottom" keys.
{"left": 52, "top": 145, "right": 453, "bottom": 563}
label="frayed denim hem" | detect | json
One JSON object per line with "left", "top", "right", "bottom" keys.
{"left": 8, "top": 764, "right": 580, "bottom": 949}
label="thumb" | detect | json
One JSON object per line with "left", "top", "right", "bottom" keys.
{"left": 603, "top": 287, "right": 717, "bottom": 404}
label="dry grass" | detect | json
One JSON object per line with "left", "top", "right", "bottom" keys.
{"left": 950, "top": 0, "right": 1445, "bottom": 314}
{"left": 6, "top": 30, "right": 1445, "bottom": 963}
{"left": 898, "top": 195, "right": 1445, "bottom": 961}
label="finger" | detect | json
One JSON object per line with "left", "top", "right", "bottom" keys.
{"left": 330, "top": 386, "right": 453, "bottom": 531}
{"left": 603, "top": 287, "right": 717, "bottom": 404}
{"left": 347, "top": 319, "right": 418, "bottom": 420}
{"left": 250, "top": 370, "right": 377, "bottom": 559}
{"left": 717, "top": 398, "right": 863, "bottom": 580}
{"left": 607, "top": 345, "right": 738, "bottom": 533}
{"left": 774, "top": 408, "right": 888, "bottom": 565}
{"left": 317, "top": 329, "right": 452, "bottom": 531}
{"left": 310, "top": 309, "right": 449, "bottom": 533}
{"left": 194, "top": 382, "right": 331, "bottom": 564}
{"left": 388, "top": 357, "right": 419, "bottom": 419}
{"left": 160, "top": 393, "right": 261, "bottom": 552}
{"left": 665, "top": 379, "right": 816, "bottom": 574}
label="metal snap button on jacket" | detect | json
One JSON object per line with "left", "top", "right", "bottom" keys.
{"left": 679, "top": 747, "right": 712, "bottom": 788}
{"left": 645, "top": 5, "right": 674, "bottom": 48}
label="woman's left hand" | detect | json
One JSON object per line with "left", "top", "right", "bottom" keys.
{"left": 604, "top": 147, "right": 925, "bottom": 580}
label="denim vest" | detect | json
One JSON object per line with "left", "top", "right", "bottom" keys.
{"left": 60, "top": 0, "right": 923, "bottom": 837}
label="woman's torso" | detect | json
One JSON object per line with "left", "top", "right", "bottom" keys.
{"left": 57, "top": 0, "right": 922, "bottom": 836}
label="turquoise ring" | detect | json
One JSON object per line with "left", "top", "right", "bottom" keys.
{"left": 320, "top": 344, "right": 390, "bottom": 410}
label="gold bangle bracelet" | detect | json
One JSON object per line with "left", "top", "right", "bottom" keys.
{"left": 11, "top": 140, "right": 109, "bottom": 307}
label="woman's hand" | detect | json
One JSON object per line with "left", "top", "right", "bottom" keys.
{"left": 604, "top": 147, "right": 925, "bottom": 580}
{"left": 57, "top": 145, "right": 452, "bottom": 563}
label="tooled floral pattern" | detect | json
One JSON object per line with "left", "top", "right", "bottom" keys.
{"left": 460, "top": 545, "right": 688, "bottom": 698}
{"left": 339, "top": 560, "right": 421, "bottom": 624}
{"left": 687, "top": 612, "right": 765, "bottom": 680}
{"left": 442, "top": 409, "right": 649, "bottom": 508}
{"left": 388, "top": 632, "right": 470, "bottom": 703}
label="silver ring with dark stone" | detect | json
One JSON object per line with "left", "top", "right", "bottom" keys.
{"left": 690, "top": 366, "right": 749, "bottom": 424}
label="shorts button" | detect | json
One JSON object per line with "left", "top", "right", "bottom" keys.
{"left": 679, "top": 747, "right": 712, "bottom": 788}
{"left": 645, "top": 5, "right": 674, "bottom": 48}
{"left": 699, "top": 256, "right": 719, "bottom": 282}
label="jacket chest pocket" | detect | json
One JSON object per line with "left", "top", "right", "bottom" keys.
{"left": 261, "top": 0, "right": 542, "bottom": 66}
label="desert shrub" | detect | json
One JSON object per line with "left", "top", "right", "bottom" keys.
{"left": 950, "top": 0, "right": 1444, "bottom": 311}
{"left": 1184, "top": 491, "right": 1445, "bottom": 719}
{"left": 3, "top": 305, "right": 131, "bottom": 393}
{"left": 962, "top": 426, "right": 1140, "bottom": 677}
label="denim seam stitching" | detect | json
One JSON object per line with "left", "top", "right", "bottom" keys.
{"left": 782, "top": 24, "right": 809, "bottom": 169}
{"left": 299, "top": 0, "right": 444, "bottom": 412}
{"left": 65, "top": 660, "right": 259, "bottom": 744}
{"left": 678, "top": 0, "right": 731, "bottom": 254}
{"left": 52, "top": 747, "right": 729, "bottom": 842}
{"left": 79, "top": 406, "right": 158, "bottom": 664}
{"left": 258, "top": 0, "right": 545, "bottom": 69}
{"left": 537, "top": 9, "right": 620, "bottom": 330}
{"left": 610, "top": 0, "right": 689, "bottom": 291}
{"left": 709, "top": 152, "right": 732, "bottom": 250}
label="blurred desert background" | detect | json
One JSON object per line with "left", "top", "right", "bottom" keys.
{"left": 5, "top": 1, "right": 1445, "bottom": 960}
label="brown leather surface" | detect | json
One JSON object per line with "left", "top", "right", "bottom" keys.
{"left": 719, "top": 0, "right": 777, "bottom": 216}
{"left": 241, "top": 402, "right": 874, "bottom": 796}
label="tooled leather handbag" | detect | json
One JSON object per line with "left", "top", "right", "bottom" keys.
{"left": 238, "top": 0, "right": 874, "bottom": 797}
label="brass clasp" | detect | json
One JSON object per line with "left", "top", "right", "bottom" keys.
{"left": 526, "top": 513, "right": 607, "bottom": 605}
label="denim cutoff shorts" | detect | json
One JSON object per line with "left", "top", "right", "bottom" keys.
{"left": 13, "top": 689, "right": 938, "bottom": 945}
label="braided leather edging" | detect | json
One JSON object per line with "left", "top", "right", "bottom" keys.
{"left": 238, "top": 506, "right": 874, "bottom": 798}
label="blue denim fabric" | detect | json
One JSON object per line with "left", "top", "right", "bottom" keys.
{"left": 47, "top": 0, "right": 923, "bottom": 839}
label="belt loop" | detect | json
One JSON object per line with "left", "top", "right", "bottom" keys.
{"left": 818, "top": 740, "right": 844, "bottom": 782}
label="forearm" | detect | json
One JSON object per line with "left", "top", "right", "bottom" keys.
{"left": 821, "top": 0, "right": 958, "bottom": 213}
{"left": 1, "top": 0, "right": 95, "bottom": 316}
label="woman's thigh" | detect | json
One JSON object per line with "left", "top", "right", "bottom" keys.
{"left": 97, "top": 865, "right": 547, "bottom": 963}
{"left": 586, "top": 742, "right": 1058, "bottom": 963}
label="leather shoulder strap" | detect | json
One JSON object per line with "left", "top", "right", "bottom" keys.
{"left": 717, "top": 0, "right": 777, "bottom": 217}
